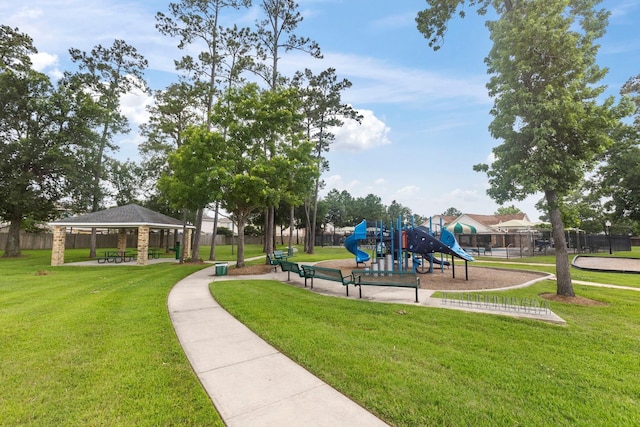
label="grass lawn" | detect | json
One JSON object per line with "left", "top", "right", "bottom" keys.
{"left": 3, "top": 245, "right": 639, "bottom": 426}
{"left": 210, "top": 249, "right": 640, "bottom": 426}
{"left": 0, "top": 249, "right": 223, "bottom": 426}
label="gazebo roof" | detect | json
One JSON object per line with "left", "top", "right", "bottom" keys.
{"left": 50, "top": 204, "right": 193, "bottom": 229}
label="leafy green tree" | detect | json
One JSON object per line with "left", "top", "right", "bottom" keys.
{"left": 158, "top": 126, "right": 228, "bottom": 261}
{"left": 419, "top": 0, "right": 633, "bottom": 296}
{"left": 0, "top": 26, "right": 92, "bottom": 256}
{"left": 386, "top": 200, "right": 413, "bottom": 223}
{"left": 592, "top": 77, "right": 640, "bottom": 223}
{"left": 495, "top": 205, "right": 522, "bottom": 215}
{"left": 69, "top": 39, "right": 148, "bottom": 257}
{"left": 138, "top": 81, "right": 203, "bottom": 244}
{"left": 210, "top": 83, "right": 306, "bottom": 266}
{"left": 254, "top": 0, "right": 322, "bottom": 256}
{"left": 156, "top": 1, "right": 255, "bottom": 260}
{"left": 441, "top": 207, "right": 462, "bottom": 217}
{"left": 107, "top": 159, "right": 144, "bottom": 206}
{"left": 323, "top": 189, "right": 351, "bottom": 228}
{"left": 292, "top": 68, "right": 360, "bottom": 253}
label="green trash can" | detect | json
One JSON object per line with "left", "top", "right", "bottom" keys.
{"left": 215, "top": 262, "right": 228, "bottom": 276}
{"left": 174, "top": 241, "right": 181, "bottom": 260}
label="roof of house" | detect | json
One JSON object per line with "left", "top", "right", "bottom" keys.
{"left": 464, "top": 213, "right": 528, "bottom": 227}
{"left": 50, "top": 204, "right": 192, "bottom": 229}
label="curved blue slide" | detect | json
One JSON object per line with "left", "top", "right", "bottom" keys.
{"left": 405, "top": 226, "right": 475, "bottom": 262}
{"left": 344, "top": 220, "right": 371, "bottom": 264}
{"left": 440, "top": 229, "right": 476, "bottom": 262}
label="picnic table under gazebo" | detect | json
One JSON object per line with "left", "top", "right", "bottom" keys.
{"left": 49, "top": 204, "right": 194, "bottom": 266}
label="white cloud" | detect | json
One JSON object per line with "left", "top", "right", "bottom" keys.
{"left": 371, "top": 12, "right": 415, "bottom": 30}
{"left": 280, "top": 51, "right": 490, "bottom": 107}
{"left": 396, "top": 185, "right": 421, "bottom": 199}
{"left": 332, "top": 109, "right": 391, "bottom": 152}
{"left": 120, "top": 86, "right": 153, "bottom": 127}
{"left": 30, "top": 51, "right": 64, "bottom": 80}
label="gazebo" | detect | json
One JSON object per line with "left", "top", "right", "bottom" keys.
{"left": 49, "top": 204, "right": 193, "bottom": 266}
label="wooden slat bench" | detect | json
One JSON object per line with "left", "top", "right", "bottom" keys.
{"left": 279, "top": 260, "right": 304, "bottom": 281}
{"left": 352, "top": 270, "right": 420, "bottom": 302}
{"left": 300, "top": 265, "right": 355, "bottom": 295}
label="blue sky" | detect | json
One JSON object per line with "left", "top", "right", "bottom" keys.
{"left": 4, "top": 0, "right": 639, "bottom": 221}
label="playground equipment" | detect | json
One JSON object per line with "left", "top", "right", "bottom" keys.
{"left": 344, "top": 220, "right": 371, "bottom": 265}
{"left": 343, "top": 216, "right": 475, "bottom": 279}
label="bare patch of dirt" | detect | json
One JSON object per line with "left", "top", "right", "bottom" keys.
{"left": 228, "top": 263, "right": 274, "bottom": 276}
{"left": 540, "top": 293, "right": 608, "bottom": 306}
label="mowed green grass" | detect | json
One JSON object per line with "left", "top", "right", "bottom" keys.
{"left": 210, "top": 248, "right": 640, "bottom": 426}
{"left": 0, "top": 249, "right": 223, "bottom": 426}
{"left": 3, "top": 245, "right": 639, "bottom": 426}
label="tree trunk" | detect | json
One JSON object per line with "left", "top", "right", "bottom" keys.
{"left": 303, "top": 199, "right": 312, "bottom": 253}
{"left": 191, "top": 207, "right": 204, "bottom": 262}
{"left": 236, "top": 213, "right": 246, "bottom": 268}
{"left": 288, "top": 204, "right": 295, "bottom": 255}
{"left": 180, "top": 209, "right": 188, "bottom": 264}
{"left": 545, "top": 189, "right": 575, "bottom": 297}
{"left": 3, "top": 215, "right": 22, "bottom": 257}
{"left": 263, "top": 206, "right": 275, "bottom": 255}
{"left": 209, "top": 202, "right": 220, "bottom": 261}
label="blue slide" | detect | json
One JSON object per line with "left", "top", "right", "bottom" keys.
{"left": 405, "top": 226, "right": 475, "bottom": 262}
{"left": 344, "top": 220, "right": 371, "bottom": 264}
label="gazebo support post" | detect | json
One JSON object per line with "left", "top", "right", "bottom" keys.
{"left": 136, "top": 226, "right": 150, "bottom": 265}
{"left": 51, "top": 226, "right": 67, "bottom": 266}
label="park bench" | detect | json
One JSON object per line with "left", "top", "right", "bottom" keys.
{"left": 266, "top": 254, "right": 281, "bottom": 272}
{"left": 273, "top": 250, "right": 290, "bottom": 261}
{"left": 279, "top": 260, "right": 304, "bottom": 281}
{"left": 300, "top": 265, "right": 355, "bottom": 295}
{"left": 352, "top": 270, "right": 420, "bottom": 302}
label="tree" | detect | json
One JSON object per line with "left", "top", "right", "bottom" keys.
{"left": 592, "top": 77, "right": 640, "bottom": 222}
{"left": 69, "top": 40, "right": 148, "bottom": 257}
{"left": 210, "top": 83, "right": 307, "bottom": 267}
{"left": 418, "top": 0, "right": 633, "bottom": 296}
{"left": 138, "top": 81, "right": 204, "bottom": 250}
{"left": 386, "top": 200, "right": 413, "bottom": 223}
{"left": 292, "top": 68, "right": 361, "bottom": 253}
{"left": 156, "top": 0, "right": 252, "bottom": 119}
{"left": 0, "top": 26, "right": 92, "bottom": 256}
{"left": 254, "top": 0, "right": 322, "bottom": 257}
{"left": 324, "top": 189, "right": 351, "bottom": 228}
{"left": 107, "top": 159, "right": 144, "bottom": 206}
{"left": 156, "top": 0, "right": 254, "bottom": 261}
{"left": 495, "top": 205, "right": 522, "bottom": 215}
{"left": 158, "top": 126, "right": 228, "bottom": 262}
{"left": 441, "top": 207, "right": 462, "bottom": 217}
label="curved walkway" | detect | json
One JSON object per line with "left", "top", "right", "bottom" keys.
{"left": 167, "top": 264, "right": 388, "bottom": 427}
{"left": 572, "top": 255, "right": 640, "bottom": 274}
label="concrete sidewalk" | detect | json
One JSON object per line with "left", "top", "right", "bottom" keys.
{"left": 168, "top": 261, "right": 566, "bottom": 426}
{"left": 168, "top": 265, "right": 389, "bottom": 427}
